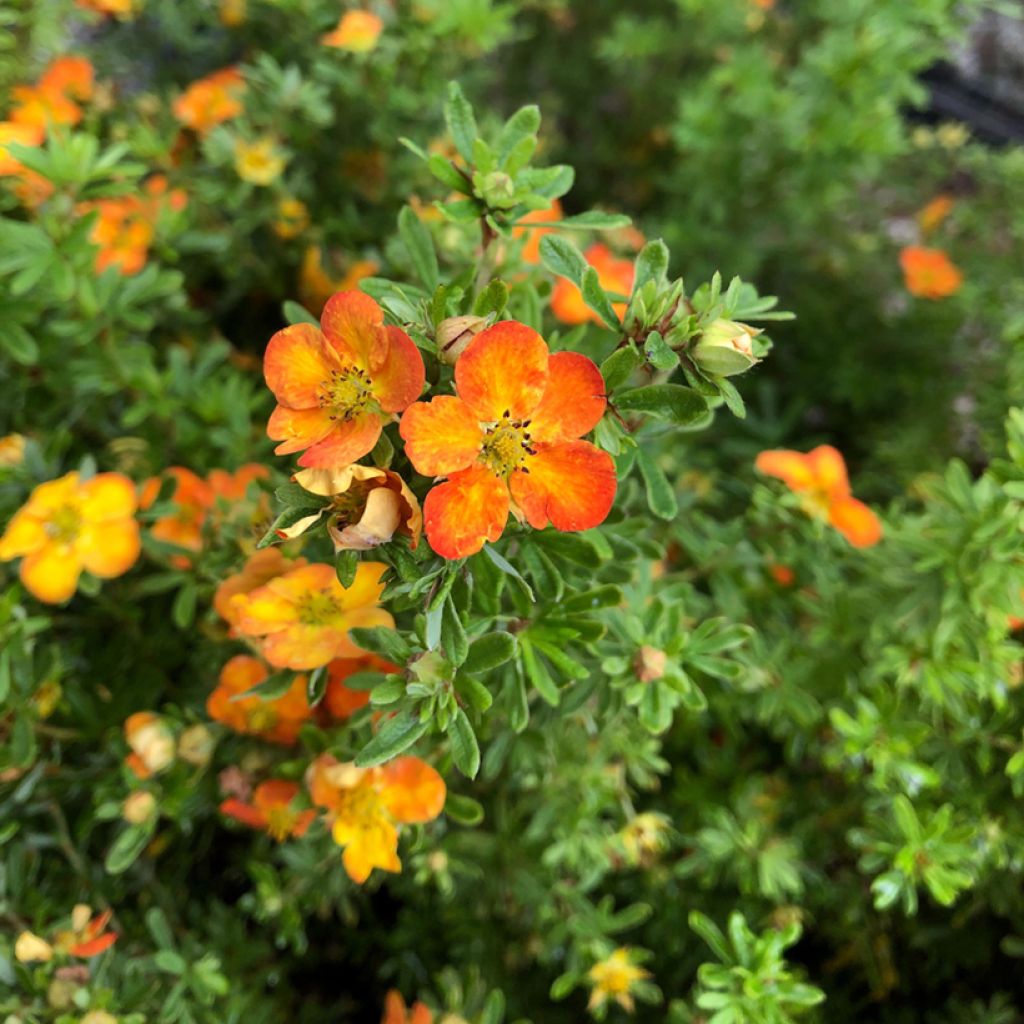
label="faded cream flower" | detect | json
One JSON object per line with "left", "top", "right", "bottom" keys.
{"left": 15, "top": 930, "right": 54, "bottom": 963}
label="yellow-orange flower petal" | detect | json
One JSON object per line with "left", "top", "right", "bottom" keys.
{"left": 528, "top": 351, "right": 607, "bottom": 442}
{"left": 400, "top": 395, "right": 482, "bottom": 477}
{"left": 829, "top": 496, "right": 883, "bottom": 548}
{"left": 422, "top": 465, "right": 509, "bottom": 559}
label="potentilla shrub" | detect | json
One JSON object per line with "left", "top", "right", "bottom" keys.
{"left": 2, "top": 2, "right": 1024, "bottom": 1024}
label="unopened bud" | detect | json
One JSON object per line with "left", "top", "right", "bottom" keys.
{"left": 437, "top": 315, "right": 488, "bottom": 365}
{"left": 634, "top": 645, "right": 667, "bottom": 683}
{"left": 124, "top": 712, "right": 176, "bottom": 775}
{"left": 122, "top": 791, "right": 157, "bottom": 825}
{"left": 692, "top": 319, "right": 761, "bottom": 377}
{"left": 177, "top": 724, "right": 215, "bottom": 767}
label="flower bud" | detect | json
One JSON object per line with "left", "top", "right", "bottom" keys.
{"left": 633, "top": 645, "right": 667, "bottom": 683}
{"left": 48, "top": 978, "right": 79, "bottom": 1009}
{"left": 177, "top": 723, "right": 215, "bottom": 766}
{"left": 436, "top": 315, "right": 488, "bottom": 365}
{"left": 122, "top": 791, "right": 157, "bottom": 825}
{"left": 123, "top": 712, "right": 176, "bottom": 775}
{"left": 15, "top": 930, "right": 54, "bottom": 963}
{"left": 692, "top": 319, "right": 761, "bottom": 377}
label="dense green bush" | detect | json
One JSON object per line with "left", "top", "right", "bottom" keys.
{"left": 2, "top": 2, "right": 1024, "bottom": 1023}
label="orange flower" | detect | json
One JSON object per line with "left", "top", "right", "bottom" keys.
{"left": 214, "top": 548, "right": 308, "bottom": 632}
{"left": 124, "top": 711, "right": 176, "bottom": 777}
{"left": 755, "top": 445, "right": 882, "bottom": 548}
{"left": 75, "top": 0, "right": 138, "bottom": 17}
{"left": 172, "top": 67, "right": 245, "bottom": 135}
{"left": 899, "top": 246, "right": 962, "bottom": 300}
{"left": 280, "top": 465, "right": 422, "bottom": 551}
{"left": 272, "top": 197, "right": 310, "bottom": 239}
{"left": 298, "top": 246, "right": 378, "bottom": 315}
{"left": 768, "top": 563, "right": 795, "bottom": 586}
{"left": 322, "top": 10, "right": 384, "bottom": 51}
{"left": 140, "top": 467, "right": 212, "bottom": 563}
{"left": 917, "top": 194, "right": 954, "bottom": 234}
{"left": 323, "top": 653, "right": 398, "bottom": 720}
{"left": 382, "top": 990, "right": 433, "bottom": 1024}
{"left": 264, "top": 290, "right": 425, "bottom": 469}
{"left": 230, "top": 561, "right": 393, "bottom": 670}
{"left": 220, "top": 779, "right": 316, "bottom": 840}
{"left": 57, "top": 907, "right": 117, "bottom": 958}
{"left": 400, "top": 321, "right": 616, "bottom": 558}
{"left": 38, "top": 56, "right": 95, "bottom": 103}
{"left": 308, "top": 754, "right": 445, "bottom": 883}
{"left": 0, "top": 121, "right": 44, "bottom": 176}
{"left": 206, "top": 654, "right": 313, "bottom": 744}
{"left": 207, "top": 463, "right": 269, "bottom": 502}
{"left": 0, "top": 471, "right": 140, "bottom": 603}
{"left": 551, "top": 243, "right": 634, "bottom": 325}
{"left": 514, "top": 199, "right": 562, "bottom": 264}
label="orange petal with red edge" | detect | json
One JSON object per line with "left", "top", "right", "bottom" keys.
{"left": 510, "top": 440, "right": 616, "bottom": 532}
{"left": 264, "top": 323, "right": 341, "bottom": 407}
{"left": 829, "top": 496, "right": 882, "bottom": 548}
{"left": 373, "top": 326, "right": 425, "bottom": 412}
{"left": 754, "top": 450, "right": 816, "bottom": 493}
{"left": 379, "top": 756, "right": 446, "bottom": 824}
{"left": 400, "top": 395, "right": 482, "bottom": 476}
{"left": 423, "top": 465, "right": 509, "bottom": 559}
{"left": 267, "top": 405, "right": 337, "bottom": 455}
{"left": 455, "top": 321, "right": 549, "bottom": 422}
{"left": 297, "top": 413, "right": 382, "bottom": 468}
{"left": 321, "top": 290, "right": 388, "bottom": 369}
{"left": 528, "top": 351, "right": 607, "bottom": 443}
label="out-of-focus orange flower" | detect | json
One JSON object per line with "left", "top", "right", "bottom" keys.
{"left": 917, "top": 194, "right": 954, "bottom": 234}
{"left": 0, "top": 121, "right": 44, "bottom": 176}
{"left": 272, "top": 197, "right": 310, "bottom": 239}
{"left": 220, "top": 779, "right": 315, "bottom": 839}
{"left": 551, "top": 243, "right": 634, "bottom": 325}
{"left": 899, "top": 246, "right": 962, "bottom": 300}
{"left": 298, "top": 247, "right": 379, "bottom": 316}
{"left": 219, "top": 0, "right": 246, "bottom": 26}
{"left": 230, "top": 561, "right": 393, "bottom": 670}
{"left": 322, "top": 10, "right": 384, "bottom": 51}
{"left": 308, "top": 753, "right": 445, "bottom": 883}
{"left": 264, "top": 290, "right": 425, "bottom": 469}
{"left": 124, "top": 711, "right": 176, "bottom": 777}
{"left": 172, "top": 67, "right": 245, "bottom": 135}
{"left": 0, "top": 471, "right": 140, "bottom": 603}
{"left": 513, "top": 199, "right": 562, "bottom": 264}
{"left": 755, "top": 445, "right": 882, "bottom": 548}
{"left": 55, "top": 906, "right": 118, "bottom": 958}
{"left": 75, "top": 0, "right": 138, "bottom": 17}
{"left": 400, "top": 321, "right": 615, "bottom": 559}
{"left": 234, "top": 136, "right": 287, "bottom": 186}
{"left": 207, "top": 463, "right": 269, "bottom": 502}
{"left": 382, "top": 990, "right": 433, "bottom": 1024}
{"left": 141, "top": 467, "right": 212, "bottom": 562}
{"left": 215, "top": 548, "right": 308, "bottom": 632}
{"left": 323, "top": 653, "right": 398, "bottom": 720}
{"left": 38, "top": 57, "right": 95, "bottom": 103}
{"left": 768, "top": 562, "right": 795, "bottom": 586}
{"left": 207, "top": 654, "right": 313, "bottom": 744}
{"left": 281, "top": 465, "right": 422, "bottom": 550}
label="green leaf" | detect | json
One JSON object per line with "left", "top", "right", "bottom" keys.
{"left": 428, "top": 154, "right": 472, "bottom": 193}
{"left": 0, "top": 323, "right": 39, "bottom": 365}
{"left": 636, "top": 449, "right": 678, "bottom": 520}
{"left": 231, "top": 670, "right": 294, "bottom": 702}
{"left": 474, "top": 279, "right": 509, "bottom": 319}
{"left": 689, "top": 911, "right": 732, "bottom": 964}
{"left": 449, "top": 708, "right": 480, "bottom": 778}
{"left": 482, "top": 545, "right": 534, "bottom": 600}
{"left": 616, "top": 384, "right": 708, "bottom": 424}
{"left": 539, "top": 235, "right": 588, "bottom": 286}
{"left": 553, "top": 210, "right": 633, "bottom": 230}
{"left": 355, "top": 713, "right": 429, "bottom": 767}
{"left": 348, "top": 626, "right": 413, "bottom": 665}
{"left": 644, "top": 330, "right": 679, "bottom": 371}
{"left": 105, "top": 820, "right": 155, "bottom": 875}
{"left": 171, "top": 581, "right": 197, "bottom": 629}
{"left": 497, "top": 104, "right": 540, "bottom": 164}
{"left": 145, "top": 907, "right": 175, "bottom": 950}
{"left": 601, "top": 345, "right": 642, "bottom": 391}
{"left": 521, "top": 642, "right": 559, "bottom": 705}
{"left": 463, "top": 632, "right": 518, "bottom": 674}
{"left": 581, "top": 265, "right": 621, "bottom": 328}
{"left": 441, "top": 597, "right": 468, "bottom": 666}
{"left": 445, "top": 792, "right": 485, "bottom": 826}
{"left": 307, "top": 666, "right": 328, "bottom": 707}
{"left": 282, "top": 300, "right": 319, "bottom": 326}
{"left": 335, "top": 550, "right": 359, "bottom": 589}
{"left": 633, "top": 240, "right": 670, "bottom": 291}
{"left": 455, "top": 675, "right": 493, "bottom": 713}
{"left": 398, "top": 206, "right": 439, "bottom": 290}
{"left": 444, "top": 82, "right": 478, "bottom": 163}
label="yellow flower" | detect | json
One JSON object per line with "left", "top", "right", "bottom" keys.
{"left": 619, "top": 812, "right": 670, "bottom": 865}
{"left": 122, "top": 791, "right": 157, "bottom": 824}
{"left": 936, "top": 122, "right": 969, "bottom": 149}
{"left": 272, "top": 196, "right": 310, "bottom": 239}
{"left": 219, "top": 0, "right": 246, "bottom": 26}
{"left": 0, "top": 471, "right": 140, "bottom": 604}
{"left": 587, "top": 948, "right": 651, "bottom": 1014}
{"left": 234, "top": 137, "right": 286, "bottom": 186}
{"left": 321, "top": 10, "right": 384, "bottom": 52}
{"left": 15, "top": 930, "right": 54, "bottom": 963}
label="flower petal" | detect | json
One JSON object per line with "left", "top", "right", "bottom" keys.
{"left": 423, "top": 465, "right": 509, "bottom": 559}
{"left": 20, "top": 544, "right": 82, "bottom": 603}
{"left": 336, "top": 817, "right": 401, "bottom": 883}
{"left": 455, "top": 321, "right": 549, "bottom": 422}
{"left": 296, "top": 414, "right": 382, "bottom": 468}
{"left": 260, "top": 624, "right": 351, "bottom": 670}
{"left": 400, "top": 395, "right": 482, "bottom": 476}
{"left": 321, "top": 290, "right": 388, "bottom": 370}
{"left": 267, "top": 405, "right": 337, "bottom": 455}
{"left": 510, "top": 440, "right": 616, "bottom": 532}
{"left": 754, "top": 450, "right": 816, "bottom": 493}
{"left": 78, "top": 473, "right": 138, "bottom": 521}
{"left": 372, "top": 326, "right": 425, "bottom": 412}
{"left": 337, "top": 560, "right": 388, "bottom": 610}
{"left": 0, "top": 509, "right": 47, "bottom": 560}
{"left": 264, "top": 323, "right": 341, "bottom": 408}
{"left": 806, "top": 445, "right": 850, "bottom": 499}
{"left": 219, "top": 798, "right": 266, "bottom": 830}
{"left": 829, "top": 496, "right": 883, "bottom": 548}
{"left": 379, "top": 757, "right": 446, "bottom": 824}
{"left": 528, "top": 351, "right": 607, "bottom": 442}
{"left": 79, "top": 520, "right": 141, "bottom": 578}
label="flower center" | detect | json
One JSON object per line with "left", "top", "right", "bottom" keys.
{"left": 480, "top": 411, "right": 535, "bottom": 477}
{"left": 46, "top": 503, "right": 82, "bottom": 544}
{"left": 332, "top": 480, "right": 373, "bottom": 525}
{"left": 319, "top": 367, "right": 373, "bottom": 421}
{"left": 295, "top": 589, "right": 342, "bottom": 626}
{"left": 265, "top": 804, "right": 297, "bottom": 842}
{"left": 246, "top": 703, "right": 278, "bottom": 733}
{"left": 336, "top": 777, "right": 388, "bottom": 832}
